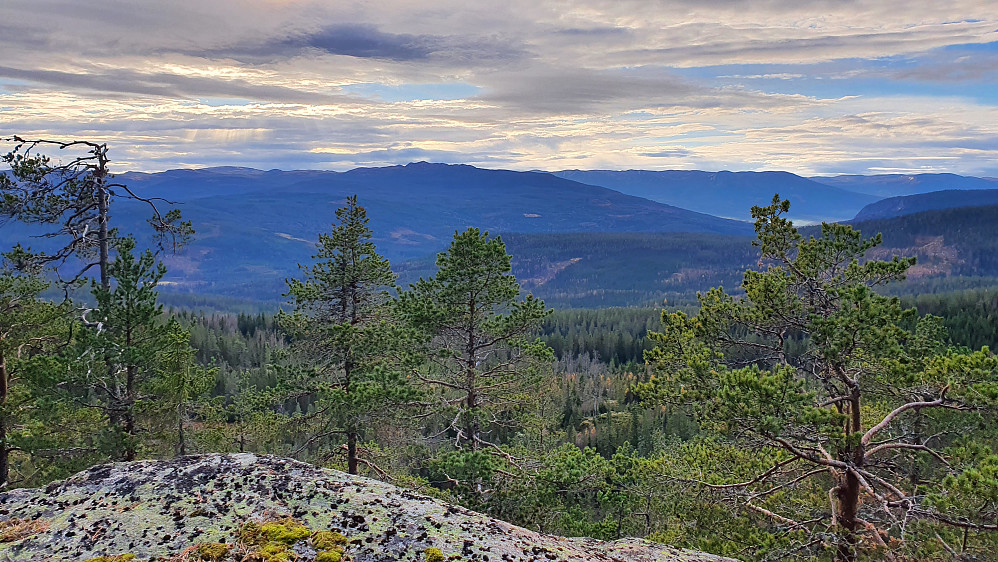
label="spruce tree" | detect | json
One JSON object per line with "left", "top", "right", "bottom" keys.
{"left": 149, "top": 320, "right": 216, "bottom": 457}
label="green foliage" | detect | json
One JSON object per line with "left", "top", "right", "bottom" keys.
{"left": 70, "top": 237, "right": 172, "bottom": 461}
{"left": 906, "top": 287, "right": 998, "bottom": 351}
{"left": 279, "top": 196, "right": 418, "bottom": 473}
{"left": 537, "top": 307, "right": 664, "bottom": 365}
{"left": 426, "top": 450, "right": 497, "bottom": 489}
{"left": 146, "top": 320, "right": 216, "bottom": 456}
{"left": 399, "top": 228, "right": 553, "bottom": 453}
{"left": 0, "top": 266, "right": 72, "bottom": 487}
{"left": 641, "top": 195, "right": 998, "bottom": 560}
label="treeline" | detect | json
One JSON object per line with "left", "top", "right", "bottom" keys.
{"left": 539, "top": 307, "right": 661, "bottom": 365}
{"left": 905, "top": 287, "right": 998, "bottom": 350}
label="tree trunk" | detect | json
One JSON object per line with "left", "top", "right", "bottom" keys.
{"left": 835, "top": 389, "right": 864, "bottom": 562}
{"left": 0, "top": 350, "right": 8, "bottom": 487}
{"left": 124, "top": 364, "right": 137, "bottom": 461}
{"left": 465, "top": 384, "right": 479, "bottom": 450}
{"left": 347, "top": 430, "right": 358, "bottom": 475}
{"left": 836, "top": 471, "right": 860, "bottom": 562}
{"left": 464, "top": 299, "right": 478, "bottom": 450}
{"left": 96, "top": 177, "right": 110, "bottom": 293}
{"left": 176, "top": 402, "right": 186, "bottom": 457}
{"left": 0, "top": 411, "right": 7, "bottom": 490}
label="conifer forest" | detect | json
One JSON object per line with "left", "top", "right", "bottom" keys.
{"left": 2, "top": 138, "right": 998, "bottom": 562}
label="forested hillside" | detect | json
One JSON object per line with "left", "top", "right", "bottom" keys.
{"left": 398, "top": 232, "right": 756, "bottom": 309}
{"left": 3, "top": 143, "right": 998, "bottom": 561}
{"left": 853, "top": 189, "right": 998, "bottom": 220}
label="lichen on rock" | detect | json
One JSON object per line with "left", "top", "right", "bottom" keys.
{"left": 0, "top": 453, "right": 734, "bottom": 562}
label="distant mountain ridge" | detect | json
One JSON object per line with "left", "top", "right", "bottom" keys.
{"left": 853, "top": 189, "right": 998, "bottom": 221}
{"left": 551, "top": 169, "right": 878, "bottom": 222}
{"left": 811, "top": 173, "right": 998, "bottom": 198}
{"left": 4, "top": 162, "right": 997, "bottom": 310}
{"left": 2, "top": 162, "right": 751, "bottom": 303}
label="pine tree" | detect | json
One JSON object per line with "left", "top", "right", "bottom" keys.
{"left": 75, "top": 237, "right": 170, "bottom": 461}
{"left": 281, "top": 195, "right": 414, "bottom": 474}
{"left": 641, "top": 196, "right": 998, "bottom": 561}
{"left": 0, "top": 136, "right": 191, "bottom": 291}
{"left": 0, "top": 268, "right": 68, "bottom": 487}
{"left": 398, "top": 228, "right": 553, "bottom": 452}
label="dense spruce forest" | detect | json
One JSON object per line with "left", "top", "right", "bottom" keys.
{"left": 3, "top": 140, "right": 998, "bottom": 562}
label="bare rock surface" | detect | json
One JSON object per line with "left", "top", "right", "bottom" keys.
{"left": 0, "top": 453, "right": 734, "bottom": 561}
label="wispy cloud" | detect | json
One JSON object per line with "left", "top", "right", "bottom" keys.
{"left": 1, "top": 0, "right": 997, "bottom": 175}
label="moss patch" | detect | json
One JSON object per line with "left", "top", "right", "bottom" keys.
{"left": 233, "top": 517, "right": 351, "bottom": 562}
{"left": 196, "top": 542, "right": 231, "bottom": 561}
{"left": 311, "top": 530, "right": 347, "bottom": 550}
{"left": 261, "top": 518, "right": 310, "bottom": 545}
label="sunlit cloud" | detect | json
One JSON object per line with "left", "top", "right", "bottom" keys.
{"left": 1, "top": 0, "right": 997, "bottom": 175}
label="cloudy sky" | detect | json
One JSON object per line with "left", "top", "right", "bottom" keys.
{"left": 1, "top": 1, "right": 996, "bottom": 175}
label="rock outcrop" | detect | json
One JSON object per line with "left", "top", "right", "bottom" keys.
{"left": 0, "top": 453, "right": 733, "bottom": 561}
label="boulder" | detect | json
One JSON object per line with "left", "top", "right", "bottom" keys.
{"left": 0, "top": 453, "right": 733, "bottom": 561}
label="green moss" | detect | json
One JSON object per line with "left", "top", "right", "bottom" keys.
{"left": 239, "top": 521, "right": 265, "bottom": 546}
{"left": 196, "top": 542, "right": 231, "bottom": 561}
{"left": 240, "top": 517, "right": 310, "bottom": 551}
{"left": 315, "top": 550, "right": 343, "bottom": 562}
{"left": 261, "top": 518, "right": 310, "bottom": 545}
{"left": 312, "top": 530, "right": 348, "bottom": 550}
{"left": 425, "top": 547, "right": 445, "bottom": 562}
{"left": 255, "top": 542, "right": 293, "bottom": 562}
{"left": 83, "top": 556, "right": 136, "bottom": 562}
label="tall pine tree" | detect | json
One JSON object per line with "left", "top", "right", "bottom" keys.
{"left": 281, "top": 196, "right": 414, "bottom": 475}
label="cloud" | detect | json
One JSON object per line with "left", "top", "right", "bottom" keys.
{"left": 207, "top": 24, "right": 527, "bottom": 66}
{"left": 288, "top": 25, "right": 439, "bottom": 61}
{"left": 642, "top": 148, "right": 694, "bottom": 158}
{"left": 890, "top": 43, "right": 998, "bottom": 83}
{"left": 1, "top": 0, "right": 997, "bottom": 176}
{"left": 0, "top": 65, "right": 364, "bottom": 104}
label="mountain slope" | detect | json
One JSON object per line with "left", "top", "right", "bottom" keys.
{"left": 811, "top": 173, "right": 998, "bottom": 198}
{"left": 843, "top": 205, "right": 998, "bottom": 282}
{"left": 1, "top": 163, "right": 751, "bottom": 302}
{"left": 853, "top": 189, "right": 998, "bottom": 220}
{"left": 552, "top": 169, "right": 876, "bottom": 221}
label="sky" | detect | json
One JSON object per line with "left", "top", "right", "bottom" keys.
{"left": 1, "top": 1, "right": 997, "bottom": 176}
